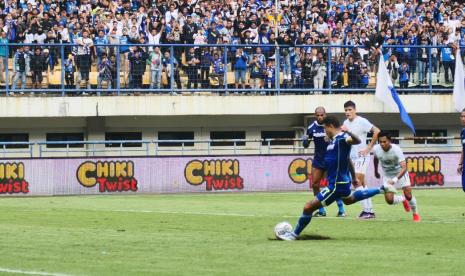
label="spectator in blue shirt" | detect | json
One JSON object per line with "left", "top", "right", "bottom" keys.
{"left": 211, "top": 53, "right": 225, "bottom": 89}
{"left": 264, "top": 59, "right": 276, "bottom": 90}
{"left": 234, "top": 48, "right": 248, "bottom": 90}
{"left": 12, "top": 47, "right": 28, "bottom": 92}
{"left": 293, "top": 62, "right": 304, "bottom": 89}
{"left": 335, "top": 56, "right": 345, "bottom": 88}
{"left": 94, "top": 30, "right": 109, "bottom": 64}
{"left": 441, "top": 43, "right": 455, "bottom": 84}
{"left": 359, "top": 65, "right": 370, "bottom": 88}
{"left": 64, "top": 54, "right": 75, "bottom": 87}
{"left": 398, "top": 61, "right": 410, "bottom": 89}
{"left": 0, "top": 31, "right": 8, "bottom": 84}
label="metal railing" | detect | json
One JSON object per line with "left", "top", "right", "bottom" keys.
{"left": 0, "top": 136, "right": 460, "bottom": 158}
{"left": 0, "top": 43, "right": 461, "bottom": 96}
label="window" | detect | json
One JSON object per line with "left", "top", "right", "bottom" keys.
{"left": 261, "top": 131, "right": 295, "bottom": 146}
{"left": 210, "top": 131, "right": 246, "bottom": 146}
{"left": 368, "top": 130, "right": 400, "bottom": 144}
{"left": 46, "top": 133, "right": 84, "bottom": 148}
{"left": 105, "top": 132, "right": 142, "bottom": 147}
{"left": 414, "top": 130, "right": 447, "bottom": 144}
{"left": 0, "top": 133, "right": 29, "bottom": 149}
{"left": 158, "top": 131, "right": 194, "bottom": 147}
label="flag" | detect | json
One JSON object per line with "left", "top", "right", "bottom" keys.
{"left": 453, "top": 49, "right": 465, "bottom": 112}
{"left": 375, "top": 55, "right": 416, "bottom": 134}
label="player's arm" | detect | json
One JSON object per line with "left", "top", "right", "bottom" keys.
{"left": 348, "top": 159, "right": 356, "bottom": 180}
{"left": 349, "top": 160, "right": 359, "bottom": 187}
{"left": 302, "top": 128, "right": 311, "bottom": 148}
{"left": 344, "top": 129, "right": 361, "bottom": 145}
{"left": 374, "top": 156, "right": 380, "bottom": 179}
{"left": 389, "top": 160, "right": 408, "bottom": 185}
{"left": 362, "top": 125, "right": 380, "bottom": 155}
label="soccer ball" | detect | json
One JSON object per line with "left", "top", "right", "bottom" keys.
{"left": 274, "top": 221, "right": 293, "bottom": 238}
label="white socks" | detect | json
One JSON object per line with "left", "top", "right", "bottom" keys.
{"left": 392, "top": 195, "right": 405, "bottom": 205}
{"left": 409, "top": 197, "right": 418, "bottom": 214}
{"left": 356, "top": 186, "right": 374, "bottom": 213}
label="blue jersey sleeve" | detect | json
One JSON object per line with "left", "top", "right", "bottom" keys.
{"left": 461, "top": 128, "right": 465, "bottom": 150}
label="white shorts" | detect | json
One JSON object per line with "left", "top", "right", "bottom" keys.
{"left": 382, "top": 173, "right": 411, "bottom": 189}
{"left": 351, "top": 156, "right": 371, "bottom": 175}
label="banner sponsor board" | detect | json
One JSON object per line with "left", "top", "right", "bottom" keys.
{"left": 0, "top": 153, "right": 460, "bottom": 196}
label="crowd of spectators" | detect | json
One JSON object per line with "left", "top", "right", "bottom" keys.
{"left": 0, "top": 0, "right": 464, "bottom": 94}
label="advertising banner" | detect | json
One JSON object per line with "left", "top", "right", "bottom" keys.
{"left": 0, "top": 153, "right": 460, "bottom": 196}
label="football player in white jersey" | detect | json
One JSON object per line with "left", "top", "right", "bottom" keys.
{"left": 342, "top": 100, "right": 380, "bottom": 219}
{"left": 373, "top": 131, "right": 421, "bottom": 222}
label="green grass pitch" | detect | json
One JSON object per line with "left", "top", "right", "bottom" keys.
{"left": 0, "top": 189, "right": 464, "bottom": 275}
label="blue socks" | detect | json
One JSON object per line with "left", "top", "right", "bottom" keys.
{"left": 293, "top": 213, "right": 312, "bottom": 236}
{"left": 353, "top": 188, "right": 381, "bottom": 202}
{"left": 318, "top": 207, "right": 326, "bottom": 215}
{"left": 336, "top": 199, "right": 345, "bottom": 213}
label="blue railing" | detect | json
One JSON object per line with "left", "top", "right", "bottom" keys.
{"left": 0, "top": 43, "right": 461, "bottom": 95}
{"left": 0, "top": 136, "right": 460, "bottom": 158}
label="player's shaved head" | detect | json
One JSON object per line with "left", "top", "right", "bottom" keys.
{"left": 314, "top": 106, "right": 327, "bottom": 124}
{"left": 315, "top": 106, "right": 326, "bottom": 113}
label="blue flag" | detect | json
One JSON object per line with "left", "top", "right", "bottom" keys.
{"left": 375, "top": 55, "right": 416, "bottom": 134}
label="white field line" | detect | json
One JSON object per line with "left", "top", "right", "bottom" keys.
{"left": 0, "top": 268, "right": 73, "bottom": 276}
{"left": 111, "top": 209, "right": 464, "bottom": 224}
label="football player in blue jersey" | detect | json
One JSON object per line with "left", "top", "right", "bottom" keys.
{"left": 278, "top": 116, "right": 390, "bottom": 241}
{"left": 303, "top": 107, "right": 346, "bottom": 217}
{"left": 458, "top": 108, "right": 465, "bottom": 192}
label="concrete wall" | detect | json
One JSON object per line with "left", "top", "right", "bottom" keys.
{"left": 0, "top": 94, "right": 458, "bottom": 117}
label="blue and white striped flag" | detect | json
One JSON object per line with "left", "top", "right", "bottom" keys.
{"left": 375, "top": 55, "right": 416, "bottom": 134}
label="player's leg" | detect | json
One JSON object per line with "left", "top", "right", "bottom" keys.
{"left": 354, "top": 171, "right": 374, "bottom": 217}
{"left": 335, "top": 198, "right": 346, "bottom": 217}
{"left": 402, "top": 186, "right": 420, "bottom": 222}
{"left": 356, "top": 156, "right": 375, "bottom": 218}
{"left": 342, "top": 186, "right": 382, "bottom": 205}
{"left": 382, "top": 176, "right": 407, "bottom": 207}
{"left": 313, "top": 167, "right": 345, "bottom": 217}
{"left": 384, "top": 191, "right": 406, "bottom": 206}
{"left": 311, "top": 167, "right": 327, "bottom": 216}
{"left": 278, "top": 186, "right": 337, "bottom": 241}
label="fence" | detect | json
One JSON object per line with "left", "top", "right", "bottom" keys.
{"left": 0, "top": 43, "right": 461, "bottom": 96}
{"left": 0, "top": 136, "right": 460, "bottom": 158}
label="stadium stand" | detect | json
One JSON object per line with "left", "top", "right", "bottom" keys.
{"left": 0, "top": 0, "right": 464, "bottom": 94}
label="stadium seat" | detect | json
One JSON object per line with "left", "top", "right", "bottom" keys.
{"left": 49, "top": 71, "right": 62, "bottom": 86}
{"left": 89, "top": 72, "right": 98, "bottom": 86}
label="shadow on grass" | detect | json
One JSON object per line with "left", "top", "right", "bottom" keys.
{"left": 269, "top": 234, "right": 331, "bottom": 241}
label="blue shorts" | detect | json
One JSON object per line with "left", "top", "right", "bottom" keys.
{"left": 235, "top": 69, "right": 246, "bottom": 83}
{"left": 312, "top": 158, "right": 326, "bottom": 170}
{"left": 316, "top": 183, "right": 351, "bottom": 206}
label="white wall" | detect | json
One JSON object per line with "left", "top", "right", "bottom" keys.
{"left": 0, "top": 94, "right": 458, "bottom": 117}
